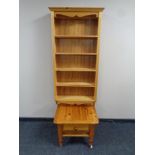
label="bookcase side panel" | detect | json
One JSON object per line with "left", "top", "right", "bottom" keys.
{"left": 51, "top": 11, "right": 57, "bottom": 101}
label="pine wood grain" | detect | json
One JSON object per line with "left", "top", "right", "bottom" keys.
{"left": 54, "top": 104, "right": 99, "bottom": 124}
{"left": 56, "top": 96, "right": 95, "bottom": 103}
{"left": 57, "top": 72, "right": 95, "bottom": 83}
{"left": 56, "top": 82, "right": 95, "bottom": 87}
{"left": 56, "top": 53, "right": 97, "bottom": 55}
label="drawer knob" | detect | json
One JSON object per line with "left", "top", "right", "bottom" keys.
{"left": 74, "top": 127, "right": 78, "bottom": 131}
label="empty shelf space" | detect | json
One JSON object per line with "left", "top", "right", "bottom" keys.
{"left": 56, "top": 82, "right": 95, "bottom": 87}
{"left": 56, "top": 38, "right": 97, "bottom": 54}
{"left": 56, "top": 67, "right": 96, "bottom": 72}
{"left": 55, "top": 53, "right": 97, "bottom": 55}
{"left": 57, "top": 86, "right": 94, "bottom": 102}
{"left": 57, "top": 72, "right": 95, "bottom": 84}
{"left": 55, "top": 18, "right": 98, "bottom": 35}
{"left": 55, "top": 17, "right": 98, "bottom": 36}
{"left": 55, "top": 35, "right": 98, "bottom": 39}
{"left": 56, "top": 96, "right": 95, "bottom": 102}
{"left": 56, "top": 55, "right": 96, "bottom": 69}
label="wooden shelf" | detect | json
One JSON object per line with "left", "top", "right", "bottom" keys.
{"left": 56, "top": 53, "right": 97, "bottom": 55}
{"left": 56, "top": 67, "right": 96, "bottom": 72}
{"left": 56, "top": 96, "right": 95, "bottom": 102}
{"left": 56, "top": 82, "right": 95, "bottom": 87}
{"left": 55, "top": 35, "right": 98, "bottom": 39}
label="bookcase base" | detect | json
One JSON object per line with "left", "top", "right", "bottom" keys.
{"left": 54, "top": 104, "right": 99, "bottom": 147}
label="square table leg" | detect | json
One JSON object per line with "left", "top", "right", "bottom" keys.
{"left": 57, "top": 125, "right": 63, "bottom": 146}
{"left": 89, "top": 125, "right": 95, "bottom": 148}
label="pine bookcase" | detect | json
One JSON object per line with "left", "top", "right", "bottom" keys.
{"left": 49, "top": 7, "right": 103, "bottom": 148}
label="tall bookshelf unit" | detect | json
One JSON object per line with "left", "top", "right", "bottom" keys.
{"left": 49, "top": 7, "right": 103, "bottom": 148}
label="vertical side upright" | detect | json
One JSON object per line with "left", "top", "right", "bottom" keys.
{"left": 94, "top": 12, "right": 102, "bottom": 101}
{"left": 51, "top": 11, "right": 57, "bottom": 101}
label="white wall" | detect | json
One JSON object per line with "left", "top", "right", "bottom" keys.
{"left": 20, "top": 0, "right": 135, "bottom": 119}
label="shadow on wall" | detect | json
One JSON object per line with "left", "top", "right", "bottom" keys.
{"left": 29, "top": 14, "right": 55, "bottom": 115}
{"left": 33, "top": 14, "right": 51, "bottom": 60}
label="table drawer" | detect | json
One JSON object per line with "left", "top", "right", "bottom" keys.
{"left": 63, "top": 124, "right": 89, "bottom": 131}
